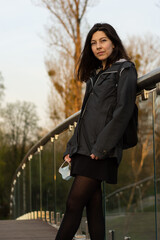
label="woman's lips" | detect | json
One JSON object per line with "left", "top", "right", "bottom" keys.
{"left": 97, "top": 51, "right": 105, "bottom": 55}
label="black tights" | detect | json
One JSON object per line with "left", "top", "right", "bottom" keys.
{"left": 55, "top": 175, "right": 105, "bottom": 240}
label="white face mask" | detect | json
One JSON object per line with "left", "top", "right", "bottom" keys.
{"left": 59, "top": 161, "right": 72, "bottom": 181}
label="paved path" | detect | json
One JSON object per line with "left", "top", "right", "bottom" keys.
{"left": 0, "top": 220, "right": 57, "bottom": 240}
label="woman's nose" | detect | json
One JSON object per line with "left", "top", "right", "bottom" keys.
{"left": 96, "top": 42, "right": 102, "bottom": 49}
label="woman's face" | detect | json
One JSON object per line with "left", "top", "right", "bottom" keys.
{"left": 91, "top": 31, "right": 114, "bottom": 68}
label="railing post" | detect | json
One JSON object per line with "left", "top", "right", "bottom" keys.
{"left": 42, "top": 211, "right": 45, "bottom": 221}
{"left": 38, "top": 210, "right": 41, "bottom": 219}
{"left": 109, "top": 230, "right": 115, "bottom": 240}
{"left": 53, "top": 141, "right": 57, "bottom": 220}
{"left": 29, "top": 160, "right": 32, "bottom": 213}
{"left": 51, "top": 137, "right": 57, "bottom": 221}
{"left": 34, "top": 211, "right": 37, "bottom": 219}
{"left": 11, "top": 183, "right": 15, "bottom": 219}
{"left": 46, "top": 211, "right": 50, "bottom": 222}
{"left": 61, "top": 213, "right": 64, "bottom": 223}
{"left": 85, "top": 220, "right": 90, "bottom": 240}
{"left": 31, "top": 211, "right": 34, "bottom": 219}
{"left": 38, "top": 149, "right": 42, "bottom": 218}
{"left": 152, "top": 91, "right": 158, "bottom": 240}
{"left": 56, "top": 212, "right": 60, "bottom": 226}
{"left": 18, "top": 177, "right": 20, "bottom": 217}
{"left": 102, "top": 181, "right": 107, "bottom": 240}
{"left": 23, "top": 167, "right": 26, "bottom": 215}
{"left": 51, "top": 211, "right": 55, "bottom": 224}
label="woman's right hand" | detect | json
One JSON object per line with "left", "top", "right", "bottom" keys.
{"left": 64, "top": 154, "right": 71, "bottom": 163}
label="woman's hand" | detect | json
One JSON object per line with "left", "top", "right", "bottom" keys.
{"left": 64, "top": 154, "right": 71, "bottom": 163}
{"left": 90, "top": 153, "right": 98, "bottom": 160}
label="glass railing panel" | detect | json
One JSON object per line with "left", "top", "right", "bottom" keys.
{"left": 41, "top": 141, "right": 55, "bottom": 213}
{"left": 54, "top": 128, "right": 74, "bottom": 216}
{"left": 12, "top": 179, "right": 16, "bottom": 219}
{"left": 24, "top": 162, "right": 30, "bottom": 214}
{"left": 30, "top": 153, "right": 40, "bottom": 212}
{"left": 19, "top": 170, "right": 24, "bottom": 217}
{"left": 105, "top": 92, "right": 156, "bottom": 240}
{"left": 14, "top": 178, "right": 19, "bottom": 218}
{"left": 12, "top": 182, "right": 16, "bottom": 219}
{"left": 14, "top": 168, "right": 26, "bottom": 218}
{"left": 155, "top": 91, "right": 160, "bottom": 239}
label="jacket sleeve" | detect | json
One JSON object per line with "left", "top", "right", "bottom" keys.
{"left": 63, "top": 80, "right": 91, "bottom": 159}
{"left": 91, "top": 65, "right": 137, "bottom": 159}
{"left": 63, "top": 134, "right": 75, "bottom": 159}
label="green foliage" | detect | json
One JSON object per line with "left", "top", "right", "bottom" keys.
{"left": 0, "top": 100, "right": 40, "bottom": 219}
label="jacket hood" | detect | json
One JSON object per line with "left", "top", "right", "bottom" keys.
{"left": 116, "top": 58, "right": 128, "bottom": 63}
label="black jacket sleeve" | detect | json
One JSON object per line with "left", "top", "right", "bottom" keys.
{"left": 91, "top": 65, "right": 137, "bottom": 159}
{"left": 63, "top": 80, "right": 91, "bottom": 159}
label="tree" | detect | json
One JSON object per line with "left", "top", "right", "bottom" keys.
{"left": 0, "top": 101, "right": 40, "bottom": 219}
{"left": 34, "top": 0, "right": 97, "bottom": 124}
{"left": 46, "top": 53, "right": 73, "bottom": 125}
{"left": 2, "top": 101, "right": 40, "bottom": 164}
{"left": 0, "top": 72, "right": 5, "bottom": 112}
{"left": 0, "top": 72, "right": 5, "bottom": 101}
{"left": 125, "top": 34, "right": 160, "bottom": 76}
{"left": 114, "top": 35, "right": 160, "bottom": 211}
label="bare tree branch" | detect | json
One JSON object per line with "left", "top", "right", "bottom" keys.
{"left": 47, "top": 26, "right": 74, "bottom": 58}
{"left": 43, "top": 1, "right": 75, "bottom": 41}
{"left": 67, "top": 0, "right": 76, "bottom": 17}
{"left": 126, "top": 34, "right": 160, "bottom": 76}
{"left": 50, "top": 42, "right": 74, "bottom": 58}
{"left": 80, "top": 0, "right": 88, "bottom": 20}
{"left": 60, "top": 0, "right": 76, "bottom": 43}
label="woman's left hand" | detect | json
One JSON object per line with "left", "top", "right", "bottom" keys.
{"left": 90, "top": 153, "right": 98, "bottom": 160}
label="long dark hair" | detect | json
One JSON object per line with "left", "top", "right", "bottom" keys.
{"left": 77, "top": 23, "right": 130, "bottom": 82}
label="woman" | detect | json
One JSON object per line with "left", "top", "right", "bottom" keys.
{"left": 55, "top": 23, "right": 137, "bottom": 240}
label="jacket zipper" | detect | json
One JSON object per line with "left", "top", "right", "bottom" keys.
{"left": 78, "top": 70, "right": 119, "bottom": 151}
{"left": 81, "top": 70, "right": 118, "bottom": 118}
{"left": 94, "top": 70, "right": 118, "bottom": 86}
{"left": 90, "top": 77, "right": 93, "bottom": 87}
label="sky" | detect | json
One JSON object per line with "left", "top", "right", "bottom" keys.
{"left": 0, "top": 0, "right": 160, "bottom": 127}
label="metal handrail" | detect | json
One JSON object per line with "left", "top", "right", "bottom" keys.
{"left": 10, "top": 67, "right": 160, "bottom": 195}
{"left": 106, "top": 176, "right": 154, "bottom": 199}
{"left": 137, "top": 67, "right": 160, "bottom": 94}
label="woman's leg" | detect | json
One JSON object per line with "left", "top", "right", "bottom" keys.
{"left": 55, "top": 175, "right": 101, "bottom": 240}
{"left": 86, "top": 185, "right": 105, "bottom": 240}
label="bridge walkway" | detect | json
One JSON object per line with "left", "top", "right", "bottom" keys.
{"left": 0, "top": 220, "right": 57, "bottom": 240}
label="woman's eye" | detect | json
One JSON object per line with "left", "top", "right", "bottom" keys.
{"left": 91, "top": 42, "right": 96, "bottom": 45}
{"left": 101, "top": 39, "right": 107, "bottom": 42}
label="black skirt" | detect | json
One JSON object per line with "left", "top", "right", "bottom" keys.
{"left": 70, "top": 153, "right": 118, "bottom": 184}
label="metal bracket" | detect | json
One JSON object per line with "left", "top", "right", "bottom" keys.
{"left": 141, "top": 89, "right": 149, "bottom": 100}
{"left": 156, "top": 82, "right": 160, "bottom": 95}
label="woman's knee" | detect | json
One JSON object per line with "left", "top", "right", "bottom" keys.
{"left": 66, "top": 194, "right": 79, "bottom": 213}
